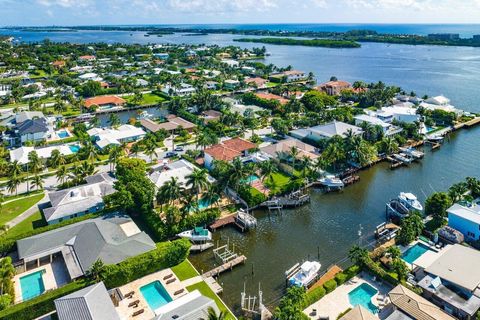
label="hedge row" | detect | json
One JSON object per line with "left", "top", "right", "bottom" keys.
{"left": 362, "top": 256, "right": 399, "bottom": 286}
{"left": 0, "top": 279, "right": 93, "bottom": 320}
{"left": 100, "top": 239, "right": 191, "bottom": 288}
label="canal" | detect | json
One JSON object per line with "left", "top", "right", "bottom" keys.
{"left": 189, "top": 125, "right": 480, "bottom": 313}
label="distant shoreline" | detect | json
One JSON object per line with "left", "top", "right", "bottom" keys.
{"left": 233, "top": 37, "right": 361, "bottom": 48}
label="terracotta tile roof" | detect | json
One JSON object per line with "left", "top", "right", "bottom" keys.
{"left": 204, "top": 138, "right": 256, "bottom": 162}
{"left": 245, "top": 77, "right": 268, "bottom": 87}
{"left": 255, "top": 92, "right": 289, "bottom": 105}
{"left": 52, "top": 60, "right": 66, "bottom": 67}
{"left": 84, "top": 95, "right": 126, "bottom": 108}
{"left": 79, "top": 55, "right": 96, "bottom": 60}
{"left": 317, "top": 80, "right": 351, "bottom": 89}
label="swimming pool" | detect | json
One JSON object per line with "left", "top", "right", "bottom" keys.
{"left": 19, "top": 270, "right": 45, "bottom": 301}
{"left": 68, "top": 145, "right": 80, "bottom": 153}
{"left": 140, "top": 281, "right": 172, "bottom": 311}
{"left": 57, "top": 130, "right": 70, "bottom": 139}
{"left": 402, "top": 242, "right": 432, "bottom": 264}
{"left": 348, "top": 283, "right": 378, "bottom": 314}
{"left": 243, "top": 175, "right": 259, "bottom": 184}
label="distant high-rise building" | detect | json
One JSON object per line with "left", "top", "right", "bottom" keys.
{"left": 427, "top": 33, "right": 460, "bottom": 41}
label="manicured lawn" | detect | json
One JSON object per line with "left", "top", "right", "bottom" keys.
{"left": 126, "top": 93, "right": 165, "bottom": 105}
{"left": 3, "top": 211, "right": 47, "bottom": 238}
{"left": 0, "top": 193, "right": 45, "bottom": 225}
{"left": 171, "top": 259, "right": 199, "bottom": 281}
{"left": 265, "top": 172, "right": 291, "bottom": 193}
{"left": 186, "top": 281, "right": 235, "bottom": 319}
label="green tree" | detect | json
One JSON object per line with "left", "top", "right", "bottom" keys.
{"left": 186, "top": 169, "right": 210, "bottom": 203}
{"left": 425, "top": 192, "right": 452, "bottom": 220}
{"left": 348, "top": 245, "right": 369, "bottom": 266}
{"left": 30, "top": 174, "right": 44, "bottom": 190}
{"left": 201, "top": 307, "right": 227, "bottom": 320}
{"left": 87, "top": 259, "right": 104, "bottom": 282}
{"left": 108, "top": 114, "right": 121, "bottom": 128}
{"left": 398, "top": 211, "right": 424, "bottom": 245}
{"left": 56, "top": 165, "right": 69, "bottom": 184}
{"left": 0, "top": 256, "right": 15, "bottom": 296}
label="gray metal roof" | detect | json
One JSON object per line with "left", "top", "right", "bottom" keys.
{"left": 309, "top": 121, "right": 362, "bottom": 138}
{"left": 16, "top": 118, "right": 48, "bottom": 134}
{"left": 17, "top": 213, "right": 156, "bottom": 273}
{"left": 55, "top": 282, "right": 120, "bottom": 320}
{"left": 155, "top": 290, "right": 219, "bottom": 320}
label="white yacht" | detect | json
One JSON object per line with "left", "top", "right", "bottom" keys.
{"left": 177, "top": 227, "right": 212, "bottom": 242}
{"left": 398, "top": 192, "right": 423, "bottom": 212}
{"left": 319, "top": 175, "right": 344, "bottom": 188}
{"left": 287, "top": 261, "right": 321, "bottom": 287}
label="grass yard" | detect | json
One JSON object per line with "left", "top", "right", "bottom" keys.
{"left": 0, "top": 193, "right": 45, "bottom": 225}
{"left": 171, "top": 259, "right": 199, "bottom": 281}
{"left": 126, "top": 93, "right": 165, "bottom": 106}
{"left": 3, "top": 211, "right": 47, "bottom": 238}
{"left": 265, "top": 172, "right": 291, "bottom": 194}
{"left": 186, "top": 281, "right": 235, "bottom": 319}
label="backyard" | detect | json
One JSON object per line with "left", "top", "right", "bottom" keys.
{"left": 125, "top": 93, "right": 165, "bottom": 106}
{"left": 0, "top": 193, "right": 45, "bottom": 226}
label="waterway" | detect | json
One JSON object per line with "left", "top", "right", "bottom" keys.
{"left": 1, "top": 26, "right": 480, "bottom": 313}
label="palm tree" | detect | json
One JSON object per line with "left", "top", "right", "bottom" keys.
{"left": 108, "top": 145, "right": 123, "bottom": 171}
{"left": 49, "top": 149, "right": 63, "bottom": 168}
{"left": 28, "top": 151, "right": 42, "bottom": 175}
{"left": 186, "top": 169, "right": 210, "bottom": 203}
{"left": 379, "top": 136, "right": 399, "bottom": 155}
{"left": 108, "top": 114, "right": 120, "bottom": 128}
{"left": 229, "top": 158, "right": 247, "bottom": 191}
{"left": 83, "top": 142, "right": 98, "bottom": 163}
{"left": 288, "top": 146, "right": 299, "bottom": 169}
{"left": 348, "top": 245, "right": 369, "bottom": 266}
{"left": 31, "top": 174, "right": 44, "bottom": 190}
{"left": 466, "top": 177, "right": 480, "bottom": 198}
{"left": 0, "top": 256, "right": 15, "bottom": 295}
{"left": 260, "top": 160, "right": 277, "bottom": 183}
{"left": 130, "top": 143, "right": 141, "bottom": 158}
{"left": 201, "top": 307, "right": 227, "bottom": 320}
{"left": 56, "top": 165, "right": 69, "bottom": 184}
{"left": 143, "top": 140, "right": 158, "bottom": 162}
{"left": 157, "top": 177, "right": 184, "bottom": 207}
{"left": 448, "top": 182, "right": 469, "bottom": 202}
{"left": 180, "top": 191, "right": 196, "bottom": 220}
{"left": 6, "top": 174, "right": 22, "bottom": 196}
{"left": 87, "top": 259, "right": 104, "bottom": 282}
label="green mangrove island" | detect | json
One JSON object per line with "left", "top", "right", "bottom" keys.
{"left": 233, "top": 37, "right": 361, "bottom": 48}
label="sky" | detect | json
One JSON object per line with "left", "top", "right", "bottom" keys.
{"left": 1, "top": 0, "right": 480, "bottom": 26}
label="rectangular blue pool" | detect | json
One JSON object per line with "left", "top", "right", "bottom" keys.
{"left": 68, "top": 144, "right": 80, "bottom": 153}
{"left": 57, "top": 130, "right": 70, "bottom": 139}
{"left": 348, "top": 283, "right": 378, "bottom": 314}
{"left": 402, "top": 242, "right": 432, "bottom": 264}
{"left": 140, "top": 281, "right": 172, "bottom": 311}
{"left": 19, "top": 270, "right": 45, "bottom": 301}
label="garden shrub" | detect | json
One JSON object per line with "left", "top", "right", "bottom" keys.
{"left": 334, "top": 272, "right": 348, "bottom": 285}
{"left": 303, "top": 285, "right": 326, "bottom": 308}
{"left": 323, "top": 279, "right": 337, "bottom": 293}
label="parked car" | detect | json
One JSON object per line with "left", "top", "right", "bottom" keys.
{"left": 165, "top": 151, "right": 177, "bottom": 158}
{"left": 174, "top": 146, "right": 184, "bottom": 151}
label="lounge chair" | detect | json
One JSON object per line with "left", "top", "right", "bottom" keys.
{"left": 132, "top": 309, "right": 144, "bottom": 317}
{"left": 174, "top": 289, "right": 184, "bottom": 296}
{"left": 163, "top": 274, "right": 173, "bottom": 280}
{"left": 166, "top": 278, "right": 176, "bottom": 284}
{"left": 128, "top": 300, "right": 140, "bottom": 308}
{"left": 124, "top": 291, "right": 134, "bottom": 298}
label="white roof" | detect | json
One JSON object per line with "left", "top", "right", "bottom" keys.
{"left": 354, "top": 114, "right": 390, "bottom": 128}
{"left": 88, "top": 125, "right": 145, "bottom": 149}
{"left": 10, "top": 145, "right": 74, "bottom": 165}
{"left": 382, "top": 105, "right": 418, "bottom": 116}
{"left": 425, "top": 95, "right": 450, "bottom": 106}
{"left": 149, "top": 160, "right": 214, "bottom": 189}
{"left": 448, "top": 203, "right": 480, "bottom": 225}
{"left": 78, "top": 72, "right": 98, "bottom": 80}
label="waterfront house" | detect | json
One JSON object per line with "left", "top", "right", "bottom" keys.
{"left": 378, "top": 104, "right": 420, "bottom": 123}
{"left": 87, "top": 124, "right": 146, "bottom": 149}
{"left": 84, "top": 95, "right": 126, "bottom": 110}
{"left": 55, "top": 282, "right": 120, "bottom": 320}
{"left": 420, "top": 95, "right": 463, "bottom": 117}
{"left": 140, "top": 115, "right": 196, "bottom": 133}
{"left": 224, "top": 79, "right": 240, "bottom": 90}
{"left": 149, "top": 159, "right": 215, "bottom": 190}
{"left": 386, "top": 284, "right": 456, "bottom": 320}
{"left": 255, "top": 92, "right": 289, "bottom": 105}
{"left": 316, "top": 80, "right": 352, "bottom": 96}
{"left": 413, "top": 244, "right": 480, "bottom": 319}
{"left": 354, "top": 114, "right": 403, "bottom": 136}
{"left": 244, "top": 77, "right": 268, "bottom": 88}
{"left": 260, "top": 138, "right": 320, "bottom": 161}
{"left": 221, "top": 59, "right": 240, "bottom": 68}
{"left": 16, "top": 213, "right": 156, "bottom": 279}
{"left": 447, "top": 202, "right": 480, "bottom": 241}
{"left": 269, "top": 70, "right": 307, "bottom": 83}
{"left": 15, "top": 118, "right": 48, "bottom": 143}
{"left": 201, "top": 109, "right": 222, "bottom": 123}
{"left": 42, "top": 173, "right": 115, "bottom": 225}
{"left": 290, "top": 121, "right": 362, "bottom": 142}
{"left": 204, "top": 137, "right": 256, "bottom": 169}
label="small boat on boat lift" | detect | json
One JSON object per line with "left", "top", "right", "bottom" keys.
{"left": 427, "top": 135, "right": 444, "bottom": 142}
{"left": 286, "top": 261, "right": 321, "bottom": 288}
{"left": 235, "top": 209, "right": 257, "bottom": 230}
{"left": 398, "top": 192, "right": 423, "bottom": 212}
{"left": 318, "top": 175, "right": 344, "bottom": 188}
{"left": 177, "top": 227, "right": 212, "bottom": 242}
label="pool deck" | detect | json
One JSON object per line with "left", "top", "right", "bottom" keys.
{"left": 116, "top": 268, "right": 187, "bottom": 320}
{"left": 399, "top": 239, "right": 440, "bottom": 269}
{"left": 303, "top": 272, "right": 391, "bottom": 320}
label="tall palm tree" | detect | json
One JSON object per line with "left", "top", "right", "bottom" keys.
{"left": 201, "top": 307, "right": 227, "bottom": 320}
{"left": 260, "top": 160, "right": 277, "bottom": 183}
{"left": 179, "top": 191, "right": 196, "bottom": 219}
{"left": 157, "top": 177, "right": 184, "bottom": 207}
{"left": 6, "top": 174, "right": 21, "bottom": 196}
{"left": 186, "top": 169, "right": 210, "bottom": 203}
{"left": 143, "top": 140, "right": 158, "bottom": 162}
{"left": 49, "top": 149, "right": 61, "bottom": 169}
{"left": 288, "top": 146, "right": 299, "bottom": 169}
{"left": 130, "top": 143, "right": 141, "bottom": 158}
{"left": 380, "top": 136, "right": 399, "bottom": 156}
{"left": 108, "top": 145, "right": 123, "bottom": 171}
{"left": 229, "top": 158, "right": 247, "bottom": 191}
{"left": 28, "top": 151, "right": 42, "bottom": 175}
{"left": 0, "top": 256, "right": 15, "bottom": 295}
{"left": 56, "top": 165, "right": 69, "bottom": 184}
{"left": 31, "top": 174, "right": 44, "bottom": 191}
{"left": 83, "top": 142, "right": 98, "bottom": 163}
{"left": 348, "top": 245, "right": 369, "bottom": 266}
{"left": 108, "top": 114, "right": 120, "bottom": 128}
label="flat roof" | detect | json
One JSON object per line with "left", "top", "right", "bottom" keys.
{"left": 425, "top": 244, "right": 480, "bottom": 292}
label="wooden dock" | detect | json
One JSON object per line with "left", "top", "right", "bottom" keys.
{"left": 202, "top": 255, "right": 247, "bottom": 278}
{"left": 465, "top": 117, "right": 480, "bottom": 128}
{"left": 308, "top": 265, "right": 343, "bottom": 292}
{"left": 190, "top": 243, "right": 214, "bottom": 252}
{"left": 209, "top": 215, "right": 236, "bottom": 231}
{"left": 204, "top": 276, "right": 223, "bottom": 294}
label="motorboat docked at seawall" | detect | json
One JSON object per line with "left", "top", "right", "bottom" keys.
{"left": 286, "top": 261, "right": 321, "bottom": 288}
{"left": 427, "top": 135, "right": 444, "bottom": 142}
{"left": 398, "top": 192, "right": 423, "bottom": 212}
{"left": 177, "top": 227, "right": 212, "bottom": 242}
{"left": 235, "top": 208, "right": 257, "bottom": 230}
{"left": 318, "top": 175, "right": 344, "bottom": 188}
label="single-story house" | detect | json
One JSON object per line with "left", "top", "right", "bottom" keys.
{"left": 316, "top": 80, "right": 351, "bottom": 96}
{"left": 447, "top": 202, "right": 480, "bottom": 241}
{"left": 420, "top": 95, "right": 463, "bottom": 117}
{"left": 244, "top": 77, "right": 268, "bottom": 88}
{"left": 201, "top": 110, "right": 222, "bottom": 123}
{"left": 149, "top": 159, "right": 215, "bottom": 190}
{"left": 141, "top": 115, "right": 196, "bottom": 133}
{"left": 16, "top": 213, "right": 156, "bottom": 279}
{"left": 42, "top": 173, "right": 115, "bottom": 225}
{"left": 155, "top": 290, "right": 220, "bottom": 320}
{"left": 379, "top": 105, "right": 420, "bottom": 124}
{"left": 290, "top": 121, "right": 362, "bottom": 142}
{"left": 52, "top": 60, "right": 66, "bottom": 69}
{"left": 260, "top": 138, "right": 319, "bottom": 161}
{"left": 55, "top": 282, "right": 120, "bottom": 320}
{"left": 269, "top": 70, "right": 307, "bottom": 83}
{"left": 9, "top": 145, "right": 77, "bottom": 165}
{"left": 161, "top": 83, "right": 196, "bottom": 97}
{"left": 204, "top": 137, "right": 256, "bottom": 169}
{"left": 87, "top": 124, "right": 146, "bottom": 149}
{"left": 84, "top": 95, "right": 126, "bottom": 109}
{"left": 387, "top": 284, "right": 455, "bottom": 320}
{"left": 221, "top": 59, "right": 240, "bottom": 68}
{"left": 414, "top": 244, "right": 480, "bottom": 319}
{"left": 354, "top": 114, "right": 403, "bottom": 136}
{"left": 255, "top": 92, "right": 289, "bottom": 105}
{"left": 78, "top": 55, "right": 96, "bottom": 61}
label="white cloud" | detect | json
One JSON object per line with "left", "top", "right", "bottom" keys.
{"left": 36, "top": 0, "right": 93, "bottom": 8}
{"left": 165, "top": 0, "right": 278, "bottom": 13}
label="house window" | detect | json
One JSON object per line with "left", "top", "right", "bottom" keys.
{"left": 467, "top": 231, "right": 475, "bottom": 238}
